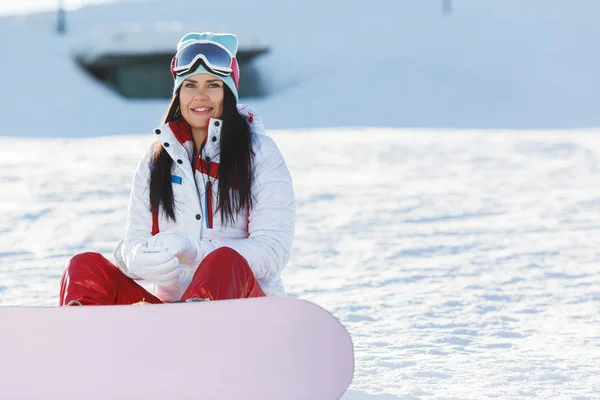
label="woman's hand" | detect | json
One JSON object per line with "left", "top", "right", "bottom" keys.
{"left": 147, "top": 232, "right": 199, "bottom": 266}
{"left": 126, "top": 244, "right": 181, "bottom": 286}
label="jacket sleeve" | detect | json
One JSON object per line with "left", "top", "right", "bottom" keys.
{"left": 212, "top": 135, "right": 296, "bottom": 280}
{"left": 113, "top": 142, "right": 157, "bottom": 279}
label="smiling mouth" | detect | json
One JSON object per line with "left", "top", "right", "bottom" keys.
{"left": 191, "top": 107, "right": 213, "bottom": 113}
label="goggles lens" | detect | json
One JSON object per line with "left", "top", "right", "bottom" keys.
{"left": 173, "top": 41, "right": 233, "bottom": 77}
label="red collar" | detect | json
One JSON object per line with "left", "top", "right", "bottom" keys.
{"left": 168, "top": 119, "right": 193, "bottom": 146}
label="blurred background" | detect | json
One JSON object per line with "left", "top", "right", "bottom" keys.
{"left": 1, "top": 0, "right": 599, "bottom": 137}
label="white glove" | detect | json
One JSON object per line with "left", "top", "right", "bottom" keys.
{"left": 126, "top": 244, "right": 181, "bottom": 286}
{"left": 147, "top": 232, "right": 201, "bottom": 266}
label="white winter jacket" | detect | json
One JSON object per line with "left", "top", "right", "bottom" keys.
{"left": 114, "top": 106, "right": 296, "bottom": 301}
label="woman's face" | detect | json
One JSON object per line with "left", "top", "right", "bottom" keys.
{"left": 179, "top": 73, "right": 225, "bottom": 132}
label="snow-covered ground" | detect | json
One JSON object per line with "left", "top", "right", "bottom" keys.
{"left": 1, "top": 127, "right": 599, "bottom": 399}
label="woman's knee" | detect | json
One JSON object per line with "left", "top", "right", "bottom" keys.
{"left": 204, "top": 247, "right": 247, "bottom": 266}
{"left": 65, "top": 252, "right": 110, "bottom": 274}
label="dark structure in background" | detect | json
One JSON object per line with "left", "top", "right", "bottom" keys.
{"left": 56, "top": 0, "right": 66, "bottom": 34}
{"left": 56, "top": 2, "right": 269, "bottom": 99}
{"left": 443, "top": 0, "right": 452, "bottom": 15}
{"left": 76, "top": 47, "right": 269, "bottom": 99}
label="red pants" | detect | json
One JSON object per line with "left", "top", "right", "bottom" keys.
{"left": 59, "top": 247, "right": 265, "bottom": 306}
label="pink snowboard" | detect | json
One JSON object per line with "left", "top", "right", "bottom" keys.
{"left": 0, "top": 296, "right": 354, "bottom": 399}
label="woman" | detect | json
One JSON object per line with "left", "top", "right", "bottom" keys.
{"left": 59, "top": 32, "right": 296, "bottom": 305}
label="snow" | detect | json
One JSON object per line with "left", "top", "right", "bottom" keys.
{"left": 1, "top": 0, "right": 600, "bottom": 399}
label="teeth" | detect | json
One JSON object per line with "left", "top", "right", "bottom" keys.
{"left": 193, "top": 107, "right": 211, "bottom": 112}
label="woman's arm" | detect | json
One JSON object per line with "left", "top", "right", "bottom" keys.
{"left": 212, "top": 135, "right": 296, "bottom": 280}
{"left": 114, "top": 143, "right": 157, "bottom": 279}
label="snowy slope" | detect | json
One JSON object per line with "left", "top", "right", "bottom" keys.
{"left": 0, "top": 127, "right": 599, "bottom": 398}
{"left": 1, "top": 0, "right": 600, "bottom": 137}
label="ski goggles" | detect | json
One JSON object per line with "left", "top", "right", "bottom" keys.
{"left": 171, "top": 40, "right": 234, "bottom": 78}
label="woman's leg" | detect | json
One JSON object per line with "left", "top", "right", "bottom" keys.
{"left": 59, "top": 252, "right": 162, "bottom": 306}
{"left": 181, "top": 247, "right": 265, "bottom": 301}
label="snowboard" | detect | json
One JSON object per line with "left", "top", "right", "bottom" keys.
{"left": 0, "top": 296, "right": 354, "bottom": 399}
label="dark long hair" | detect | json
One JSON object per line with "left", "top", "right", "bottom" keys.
{"left": 149, "top": 85, "right": 254, "bottom": 226}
